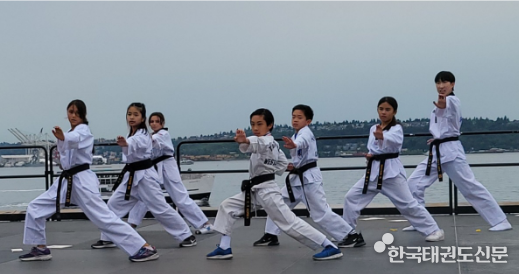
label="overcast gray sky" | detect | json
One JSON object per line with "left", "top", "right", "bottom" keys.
{"left": 1, "top": 1, "right": 518, "bottom": 143}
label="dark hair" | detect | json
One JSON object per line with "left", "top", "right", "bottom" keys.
{"left": 435, "top": 71, "right": 456, "bottom": 93}
{"left": 250, "top": 108, "right": 275, "bottom": 132}
{"left": 377, "top": 96, "right": 399, "bottom": 131}
{"left": 127, "top": 102, "right": 148, "bottom": 136}
{"left": 292, "top": 104, "right": 314, "bottom": 120}
{"left": 149, "top": 112, "right": 166, "bottom": 134}
{"left": 67, "top": 99, "right": 88, "bottom": 125}
{"left": 149, "top": 112, "right": 165, "bottom": 125}
{"left": 434, "top": 71, "right": 455, "bottom": 83}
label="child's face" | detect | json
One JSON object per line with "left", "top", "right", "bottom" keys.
{"left": 67, "top": 104, "right": 83, "bottom": 129}
{"left": 435, "top": 80, "right": 454, "bottom": 96}
{"left": 149, "top": 115, "right": 162, "bottom": 132}
{"left": 377, "top": 102, "right": 396, "bottom": 125}
{"left": 291, "top": 109, "right": 311, "bottom": 131}
{"left": 127, "top": 106, "right": 145, "bottom": 129}
{"left": 250, "top": 115, "right": 271, "bottom": 137}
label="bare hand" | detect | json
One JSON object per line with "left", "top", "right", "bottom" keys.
{"left": 116, "top": 136, "right": 128, "bottom": 147}
{"left": 373, "top": 124, "right": 384, "bottom": 140}
{"left": 287, "top": 163, "right": 294, "bottom": 171}
{"left": 234, "top": 129, "right": 248, "bottom": 143}
{"left": 282, "top": 136, "right": 297, "bottom": 149}
{"left": 426, "top": 138, "right": 434, "bottom": 145}
{"left": 52, "top": 126, "right": 65, "bottom": 141}
{"left": 433, "top": 94, "right": 447, "bottom": 109}
{"left": 365, "top": 153, "right": 373, "bottom": 160}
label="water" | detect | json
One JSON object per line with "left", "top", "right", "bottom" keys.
{"left": 1, "top": 153, "right": 519, "bottom": 211}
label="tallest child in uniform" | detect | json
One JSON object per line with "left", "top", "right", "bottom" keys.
{"left": 91, "top": 102, "right": 197, "bottom": 250}
{"left": 404, "top": 71, "right": 512, "bottom": 232}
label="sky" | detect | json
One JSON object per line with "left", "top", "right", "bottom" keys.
{"left": 1, "top": 1, "right": 519, "bottom": 143}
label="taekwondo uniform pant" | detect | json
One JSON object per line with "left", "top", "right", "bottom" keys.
{"left": 264, "top": 182, "right": 353, "bottom": 241}
{"left": 128, "top": 160, "right": 208, "bottom": 228}
{"left": 101, "top": 173, "right": 192, "bottom": 243}
{"left": 213, "top": 185, "right": 326, "bottom": 250}
{"left": 343, "top": 174, "right": 440, "bottom": 236}
{"left": 23, "top": 170, "right": 145, "bottom": 255}
{"left": 407, "top": 157, "right": 506, "bottom": 227}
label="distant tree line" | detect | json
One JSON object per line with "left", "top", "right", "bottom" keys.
{"left": 1, "top": 117, "right": 518, "bottom": 158}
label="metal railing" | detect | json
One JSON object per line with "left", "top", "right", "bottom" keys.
{"left": 1, "top": 130, "right": 518, "bottom": 221}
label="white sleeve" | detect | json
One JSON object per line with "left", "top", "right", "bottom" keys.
{"left": 58, "top": 125, "right": 93, "bottom": 151}
{"left": 381, "top": 125, "right": 403, "bottom": 149}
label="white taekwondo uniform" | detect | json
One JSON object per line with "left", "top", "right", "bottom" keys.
{"left": 23, "top": 124, "right": 146, "bottom": 255}
{"left": 100, "top": 129, "right": 192, "bottom": 243}
{"left": 264, "top": 126, "right": 353, "bottom": 241}
{"left": 406, "top": 95, "right": 507, "bottom": 227}
{"left": 213, "top": 135, "right": 327, "bottom": 250}
{"left": 128, "top": 128, "right": 209, "bottom": 229}
{"left": 343, "top": 124, "right": 441, "bottom": 236}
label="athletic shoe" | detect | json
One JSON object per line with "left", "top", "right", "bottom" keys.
{"left": 337, "top": 233, "right": 366, "bottom": 248}
{"left": 425, "top": 229, "right": 445, "bottom": 242}
{"left": 19, "top": 247, "right": 52, "bottom": 261}
{"left": 312, "top": 245, "right": 343, "bottom": 261}
{"left": 129, "top": 246, "right": 159, "bottom": 262}
{"left": 195, "top": 223, "right": 216, "bottom": 235}
{"left": 206, "top": 246, "right": 233, "bottom": 260}
{"left": 91, "top": 240, "right": 117, "bottom": 249}
{"left": 402, "top": 225, "right": 417, "bottom": 231}
{"left": 489, "top": 220, "right": 513, "bottom": 231}
{"left": 179, "top": 235, "right": 197, "bottom": 247}
{"left": 253, "top": 233, "right": 279, "bottom": 246}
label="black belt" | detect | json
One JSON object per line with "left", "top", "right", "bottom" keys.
{"left": 285, "top": 161, "right": 317, "bottom": 211}
{"left": 425, "top": 136, "right": 459, "bottom": 181}
{"left": 112, "top": 159, "right": 154, "bottom": 200}
{"left": 55, "top": 164, "right": 90, "bottom": 221}
{"left": 363, "top": 153, "right": 399, "bottom": 194}
{"left": 152, "top": 155, "right": 173, "bottom": 170}
{"left": 241, "top": 173, "right": 275, "bottom": 226}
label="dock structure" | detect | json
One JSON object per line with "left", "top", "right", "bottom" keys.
{"left": 1, "top": 214, "right": 517, "bottom": 274}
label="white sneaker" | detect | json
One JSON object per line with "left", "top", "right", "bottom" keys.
{"left": 489, "top": 220, "right": 512, "bottom": 232}
{"left": 195, "top": 223, "right": 216, "bottom": 235}
{"left": 425, "top": 229, "right": 444, "bottom": 242}
{"left": 402, "top": 225, "right": 416, "bottom": 231}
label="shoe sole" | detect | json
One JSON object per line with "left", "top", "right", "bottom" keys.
{"left": 130, "top": 253, "right": 160, "bottom": 262}
{"left": 179, "top": 241, "right": 197, "bottom": 247}
{"left": 338, "top": 242, "right": 366, "bottom": 248}
{"left": 19, "top": 255, "right": 53, "bottom": 261}
{"left": 402, "top": 228, "right": 417, "bottom": 232}
{"left": 313, "top": 252, "right": 343, "bottom": 261}
{"left": 91, "top": 245, "right": 117, "bottom": 249}
{"left": 425, "top": 237, "right": 445, "bottom": 242}
{"left": 206, "top": 254, "right": 233, "bottom": 260}
{"left": 489, "top": 226, "right": 513, "bottom": 232}
{"left": 253, "top": 242, "right": 280, "bottom": 247}
{"left": 195, "top": 230, "right": 215, "bottom": 235}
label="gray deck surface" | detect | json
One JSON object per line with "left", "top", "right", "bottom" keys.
{"left": 1, "top": 214, "right": 517, "bottom": 274}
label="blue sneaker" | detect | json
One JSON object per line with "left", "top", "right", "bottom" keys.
{"left": 129, "top": 246, "right": 159, "bottom": 262}
{"left": 313, "top": 245, "right": 343, "bottom": 261}
{"left": 206, "top": 246, "right": 233, "bottom": 260}
{"left": 19, "top": 247, "right": 52, "bottom": 261}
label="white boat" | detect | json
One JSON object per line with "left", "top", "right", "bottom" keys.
{"left": 180, "top": 159, "right": 194, "bottom": 165}
{"left": 89, "top": 165, "right": 214, "bottom": 203}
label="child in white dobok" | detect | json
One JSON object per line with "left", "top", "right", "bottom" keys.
{"left": 342, "top": 97, "right": 445, "bottom": 246}
{"left": 20, "top": 100, "right": 158, "bottom": 262}
{"left": 253, "top": 104, "right": 354, "bottom": 248}
{"left": 404, "top": 71, "right": 512, "bottom": 232}
{"left": 127, "top": 112, "right": 215, "bottom": 234}
{"left": 206, "top": 108, "right": 343, "bottom": 261}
